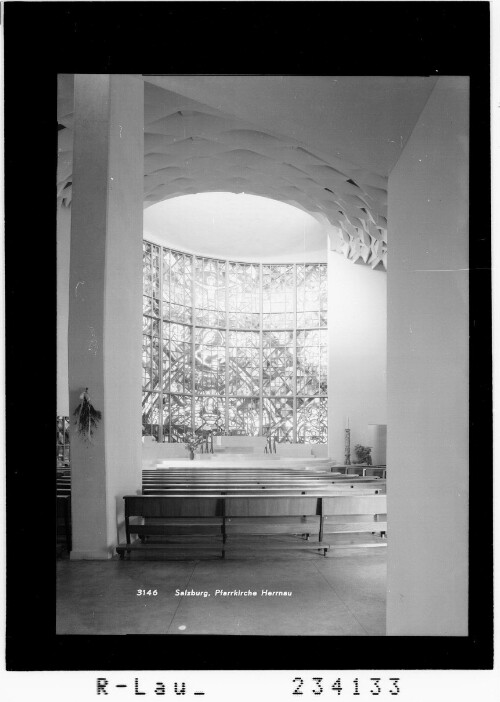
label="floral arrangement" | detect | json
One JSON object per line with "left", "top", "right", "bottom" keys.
{"left": 73, "top": 387, "right": 102, "bottom": 443}
{"left": 184, "top": 432, "right": 204, "bottom": 456}
{"left": 353, "top": 444, "right": 373, "bottom": 465}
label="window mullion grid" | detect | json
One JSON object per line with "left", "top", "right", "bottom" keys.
{"left": 167, "top": 251, "right": 173, "bottom": 443}
{"left": 259, "top": 263, "right": 264, "bottom": 437}
{"left": 167, "top": 248, "right": 172, "bottom": 442}
{"left": 158, "top": 246, "right": 164, "bottom": 443}
{"left": 145, "top": 245, "right": 327, "bottom": 446}
{"left": 151, "top": 250, "right": 157, "bottom": 442}
{"left": 141, "top": 249, "right": 147, "bottom": 436}
{"left": 292, "top": 263, "right": 298, "bottom": 443}
{"left": 324, "top": 263, "right": 328, "bottom": 404}
{"left": 323, "top": 264, "right": 328, "bottom": 413}
{"left": 225, "top": 260, "right": 229, "bottom": 435}
{"left": 149, "top": 252, "right": 154, "bottom": 440}
{"left": 191, "top": 254, "right": 196, "bottom": 437}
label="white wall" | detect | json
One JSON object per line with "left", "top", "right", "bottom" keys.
{"left": 386, "top": 76, "right": 469, "bottom": 635}
{"left": 57, "top": 204, "right": 71, "bottom": 416}
{"left": 327, "top": 250, "right": 387, "bottom": 463}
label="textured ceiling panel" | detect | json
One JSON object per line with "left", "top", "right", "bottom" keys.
{"left": 57, "top": 76, "right": 394, "bottom": 269}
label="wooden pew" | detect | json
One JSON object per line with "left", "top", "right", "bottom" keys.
{"left": 142, "top": 476, "right": 383, "bottom": 484}
{"left": 141, "top": 468, "right": 386, "bottom": 497}
{"left": 56, "top": 473, "right": 72, "bottom": 550}
{"left": 361, "top": 466, "right": 387, "bottom": 478}
{"left": 143, "top": 466, "right": 379, "bottom": 475}
{"left": 321, "top": 494, "right": 387, "bottom": 544}
{"left": 57, "top": 485, "right": 71, "bottom": 495}
{"left": 116, "top": 494, "right": 387, "bottom": 559}
{"left": 142, "top": 487, "right": 382, "bottom": 497}
{"left": 141, "top": 474, "right": 386, "bottom": 495}
{"left": 142, "top": 473, "right": 383, "bottom": 484}
{"left": 57, "top": 494, "right": 72, "bottom": 551}
{"left": 142, "top": 486, "right": 385, "bottom": 491}
{"left": 149, "top": 464, "right": 337, "bottom": 472}
{"left": 143, "top": 475, "right": 338, "bottom": 481}
{"left": 144, "top": 466, "right": 335, "bottom": 474}
{"left": 142, "top": 479, "right": 385, "bottom": 492}
{"left": 142, "top": 471, "right": 380, "bottom": 479}
{"left": 332, "top": 465, "right": 386, "bottom": 478}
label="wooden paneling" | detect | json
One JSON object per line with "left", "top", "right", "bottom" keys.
{"left": 322, "top": 494, "right": 387, "bottom": 515}
{"left": 323, "top": 521, "right": 388, "bottom": 533}
{"left": 224, "top": 496, "right": 320, "bottom": 517}
{"left": 125, "top": 495, "right": 221, "bottom": 517}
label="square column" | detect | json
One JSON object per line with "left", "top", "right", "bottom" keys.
{"left": 68, "top": 75, "right": 144, "bottom": 559}
{"left": 386, "top": 77, "right": 469, "bottom": 634}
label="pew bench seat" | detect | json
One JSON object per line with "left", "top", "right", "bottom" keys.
{"left": 116, "top": 494, "right": 386, "bottom": 560}
{"left": 56, "top": 494, "right": 72, "bottom": 551}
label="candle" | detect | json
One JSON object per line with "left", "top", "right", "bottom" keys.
{"left": 344, "top": 425, "right": 351, "bottom": 465}
{"left": 346, "top": 416, "right": 350, "bottom": 429}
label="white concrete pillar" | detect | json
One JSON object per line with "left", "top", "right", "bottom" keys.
{"left": 386, "top": 77, "right": 469, "bottom": 634}
{"left": 68, "top": 74, "right": 144, "bottom": 559}
{"left": 57, "top": 203, "right": 71, "bottom": 416}
{"left": 327, "top": 249, "right": 387, "bottom": 463}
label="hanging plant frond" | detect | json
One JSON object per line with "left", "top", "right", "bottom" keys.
{"left": 73, "top": 387, "right": 102, "bottom": 443}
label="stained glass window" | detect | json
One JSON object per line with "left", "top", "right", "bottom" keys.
{"left": 228, "top": 261, "right": 260, "bottom": 329}
{"left": 143, "top": 241, "right": 160, "bottom": 300}
{"left": 262, "top": 330, "right": 294, "bottom": 396}
{"left": 262, "top": 264, "right": 294, "bottom": 329}
{"left": 142, "top": 328, "right": 161, "bottom": 391}
{"left": 228, "top": 331, "right": 260, "bottom": 395}
{"left": 164, "top": 249, "right": 192, "bottom": 324}
{"left": 262, "top": 397, "right": 294, "bottom": 443}
{"left": 195, "top": 256, "right": 226, "bottom": 328}
{"left": 195, "top": 396, "right": 226, "bottom": 434}
{"left": 167, "top": 322, "right": 193, "bottom": 393}
{"left": 151, "top": 336, "right": 160, "bottom": 391}
{"left": 143, "top": 243, "right": 328, "bottom": 443}
{"left": 195, "top": 327, "right": 226, "bottom": 395}
{"left": 142, "top": 391, "right": 161, "bottom": 441}
{"left": 142, "top": 243, "right": 162, "bottom": 395}
{"left": 228, "top": 397, "right": 260, "bottom": 436}
{"left": 296, "top": 264, "right": 328, "bottom": 328}
{"left": 169, "top": 393, "right": 192, "bottom": 443}
{"left": 296, "top": 329, "right": 328, "bottom": 396}
{"left": 142, "top": 334, "right": 151, "bottom": 389}
{"left": 56, "top": 416, "right": 70, "bottom": 467}
{"left": 296, "top": 397, "right": 328, "bottom": 444}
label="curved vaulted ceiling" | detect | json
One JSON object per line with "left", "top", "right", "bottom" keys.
{"left": 144, "top": 192, "right": 328, "bottom": 261}
{"left": 57, "top": 75, "right": 438, "bottom": 271}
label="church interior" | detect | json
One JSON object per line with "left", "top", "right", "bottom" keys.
{"left": 55, "top": 74, "right": 469, "bottom": 638}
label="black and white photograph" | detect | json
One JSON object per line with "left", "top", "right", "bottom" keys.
{"left": 3, "top": 0, "right": 494, "bottom": 698}
{"left": 54, "top": 71, "right": 468, "bottom": 639}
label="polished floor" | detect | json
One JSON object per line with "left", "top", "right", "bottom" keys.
{"left": 56, "top": 548, "right": 386, "bottom": 636}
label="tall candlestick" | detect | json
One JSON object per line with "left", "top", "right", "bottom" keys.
{"left": 344, "top": 428, "right": 351, "bottom": 465}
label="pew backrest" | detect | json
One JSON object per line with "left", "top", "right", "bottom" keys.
{"left": 124, "top": 493, "right": 387, "bottom": 527}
